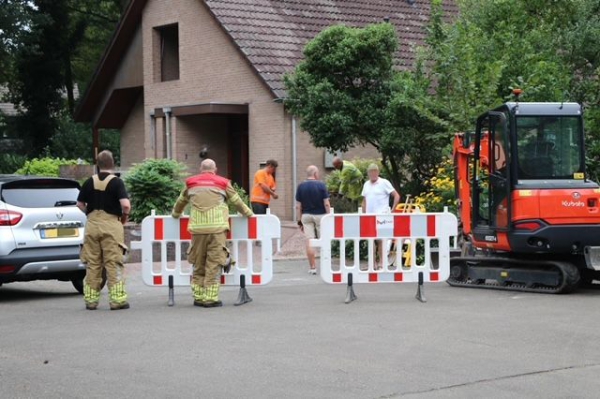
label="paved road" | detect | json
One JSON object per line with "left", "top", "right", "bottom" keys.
{"left": 2, "top": 260, "right": 600, "bottom": 399}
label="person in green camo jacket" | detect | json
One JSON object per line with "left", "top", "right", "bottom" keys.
{"left": 332, "top": 157, "right": 364, "bottom": 200}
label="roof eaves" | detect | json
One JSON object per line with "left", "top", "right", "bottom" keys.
{"left": 74, "top": 0, "right": 148, "bottom": 123}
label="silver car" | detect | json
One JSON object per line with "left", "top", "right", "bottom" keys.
{"left": 0, "top": 175, "right": 88, "bottom": 293}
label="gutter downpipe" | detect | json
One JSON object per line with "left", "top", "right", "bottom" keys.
{"left": 149, "top": 110, "right": 156, "bottom": 157}
{"left": 163, "top": 107, "right": 172, "bottom": 159}
{"left": 292, "top": 116, "right": 298, "bottom": 222}
{"left": 273, "top": 97, "right": 298, "bottom": 223}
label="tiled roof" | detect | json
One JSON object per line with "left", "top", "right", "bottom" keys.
{"left": 204, "top": 0, "right": 458, "bottom": 98}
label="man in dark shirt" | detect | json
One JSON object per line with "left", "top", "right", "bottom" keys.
{"left": 77, "top": 150, "right": 131, "bottom": 310}
{"left": 295, "top": 165, "right": 330, "bottom": 274}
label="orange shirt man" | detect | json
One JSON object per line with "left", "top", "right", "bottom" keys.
{"left": 250, "top": 159, "right": 278, "bottom": 214}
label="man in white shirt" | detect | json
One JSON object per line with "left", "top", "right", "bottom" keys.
{"left": 361, "top": 164, "right": 400, "bottom": 213}
{"left": 361, "top": 163, "right": 400, "bottom": 269}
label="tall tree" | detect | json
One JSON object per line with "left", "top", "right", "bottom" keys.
{"left": 0, "top": 0, "right": 33, "bottom": 85}
{"left": 9, "top": 0, "right": 69, "bottom": 155}
{"left": 66, "top": 0, "right": 121, "bottom": 112}
{"left": 423, "top": 0, "right": 600, "bottom": 179}
{"left": 5, "top": 0, "right": 123, "bottom": 156}
{"left": 285, "top": 23, "right": 446, "bottom": 194}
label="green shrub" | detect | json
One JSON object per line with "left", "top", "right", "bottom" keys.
{"left": 15, "top": 157, "right": 82, "bottom": 177}
{"left": 332, "top": 240, "right": 369, "bottom": 261}
{"left": 324, "top": 169, "right": 341, "bottom": 194}
{"left": 329, "top": 194, "right": 360, "bottom": 213}
{"left": 124, "top": 159, "right": 188, "bottom": 223}
{"left": 414, "top": 159, "right": 457, "bottom": 213}
{"left": 229, "top": 183, "right": 250, "bottom": 214}
{"left": 0, "top": 153, "right": 27, "bottom": 174}
{"left": 326, "top": 170, "right": 362, "bottom": 212}
{"left": 332, "top": 239, "right": 426, "bottom": 264}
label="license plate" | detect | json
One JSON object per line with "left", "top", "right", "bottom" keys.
{"left": 41, "top": 228, "right": 79, "bottom": 239}
{"left": 585, "top": 246, "right": 600, "bottom": 271}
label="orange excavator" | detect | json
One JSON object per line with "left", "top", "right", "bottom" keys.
{"left": 449, "top": 95, "right": 600, "bottom": 293}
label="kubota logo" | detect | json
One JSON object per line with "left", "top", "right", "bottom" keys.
{"left": 562, "top": 200, "right": 585, "bottom": 207}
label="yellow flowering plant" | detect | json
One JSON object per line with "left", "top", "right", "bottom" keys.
{"left": 414, "top": 159, "right": 457, "bottom": 214}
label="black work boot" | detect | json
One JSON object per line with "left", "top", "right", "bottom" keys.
{"left": 109, "top": 302, "right": 130, "bottom": 310}
{"left": 202, "top": 300, "right": 223, "bottom": 308}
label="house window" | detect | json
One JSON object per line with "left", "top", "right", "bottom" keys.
{"left": 154, "top": 24, "right": 179, "bottom": 82}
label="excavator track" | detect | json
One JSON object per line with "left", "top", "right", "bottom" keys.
{"left": 447, "top": 256, "right": 581, "bottom": 294}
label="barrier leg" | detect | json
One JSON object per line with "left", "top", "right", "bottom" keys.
{"left": 345, "top": 273, "right": 358, "bottom": 304}
{"left": 234, "top": 274, "right": 253, "bottom": 306}
{"left": 415, "top": 272, "right": 427, "bottom": 303}
{"left": 168, "top": 275, "right": 175, "bottom": 307}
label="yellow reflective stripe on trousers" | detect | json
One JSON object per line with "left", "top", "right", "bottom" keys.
{"left": 109, "top": 281, "right": 127, "bottom": 304}
{"left": 191, "top": 284, "right": 206, "bottom": 301}
{"left": 205, "top": 283, "right": 220, "bottom": 302}
{"left": 84, "top": 284, "right": 100, "bottom": 304}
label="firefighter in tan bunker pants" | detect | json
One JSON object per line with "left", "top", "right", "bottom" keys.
{"left": 77, "top": 150, "right": 131, "bottom": 310}
{"left": 172, "top": 159, "right": 253, "bottom": 307}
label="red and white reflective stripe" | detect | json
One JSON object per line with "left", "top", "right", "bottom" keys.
{"left": 152, "top": 217, "right": 261, "bottom": 241}
{"left": 329, "top": 271, "right": 440, "bottom": 284}
{"left": 221, "top": 273, "right": 262, "bottom": 285}
{"left": 153, "top": 218, "right": 192, "bottom": 241}
{"left": 333, "top": 214, "right": 438, "bottom": 239}
{"left": 311, "top": 211, "right": 458, "bottom": 285}
{"left": 130, "top": 213, "right": 280, "bottom": 288}
{"left": 226, "top": 217, "right": 258, "bottom": 240}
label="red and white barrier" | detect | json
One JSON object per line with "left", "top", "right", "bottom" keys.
{"left": 310, "top": 209, "right": 458, "bottom": 302}
{"left": 130, "top": 210, "right": 281, "bottom": 305}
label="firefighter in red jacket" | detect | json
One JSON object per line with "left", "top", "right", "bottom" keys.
{"left": 172, "top": 159, "right": 253, "bottom": 307}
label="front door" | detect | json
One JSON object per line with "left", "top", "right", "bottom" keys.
{"left": 227, "top": 115, "right": 249, "bottom": 192}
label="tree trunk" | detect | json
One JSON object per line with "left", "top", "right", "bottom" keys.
{"left": 382, "top": 152, "right": 402, "bottom": 195}
{"left": 64, "top": 52, "right": 75, "bottom": 115}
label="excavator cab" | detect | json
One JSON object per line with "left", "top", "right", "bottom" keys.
{"left": 451, "top": 102, "right": 600, "bottom": 293}
{"left": 516, "top": 115, "right": 583, "bottom": 180}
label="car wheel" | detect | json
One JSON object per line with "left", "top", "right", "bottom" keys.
{"left": 71, "top": 269, "right": 107, "bottom": 294}
{"left": 71, "top": 276, "right": 84, "bottom": 294}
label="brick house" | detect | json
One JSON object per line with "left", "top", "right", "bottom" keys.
{"left": 74, "top": 0, "right": 457, "bottom": 220}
